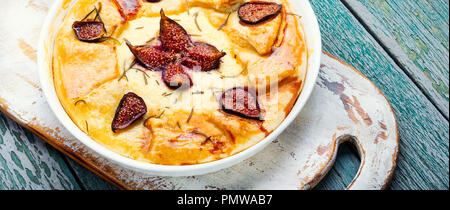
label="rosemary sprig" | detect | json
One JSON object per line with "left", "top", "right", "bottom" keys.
{"left": 143, "top": 73, "right": 148, "bottom": 85}
{"left": 143, "top": 114, "right": 156, "bottom": 126}
{"left": 156, "top": 110, "right": 165, "bottom": 118}
{"left": 192, "top": 130, "right": 208, "bottom": 138}
{"left": 144, "top": 115, "right": 156, "bottom": 126}
{"left": 287, "top": 13, "right": 302, "bottom": 19}
{"left": 95, "top": 2, "right": 107, "bottom": 34}
{"left": 191, "top": 130, "right": 211, "bottom": 145}
{"left": 201, "top": 136, "right": 212, "bottom": 145}
{"left": 118, "top": 60, "right": 137, "bottom": 82}
{"left": 143, "top": 110, "right": 165, "bottom": 126}
{"left": 79, "top": 3, "right": 112, "bottom": 42}
{"left": 218, "top": 12, "right": 232, "bottom": 30}
{"left": 118, "top": 70, "right": 129, "bottom": 82}
{"left": 131, "top": 68, "right": 151, "bottom": 85}
{"left": 74, "top": 99, "right": 87, "bottom": 106}
{"left": 80, "top": 7, "right": 96, "bottom": 21}
{"left": 193, "top": 12, "right": 202, "bottom": 32}
{"left": 162, "top": 92, "right": 173, "bottom": 97}
{"left": 186, "top": 107, "right": 194, "bottom": 123}
{"left": 98, "top": 36, "right": 121, "bottom": 45}
{"left": 85, "top": 120, "right": 90, "bottom": 135}
{"left": 93, "top": 6, "right": 100, "bottom": 21}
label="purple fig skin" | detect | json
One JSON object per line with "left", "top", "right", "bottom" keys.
{"left": 125, "top": 40, "right": 178, "bottom": 71}
{"left": 238, "top": 1, "right": 282, "bottom": 25}
{"left": 162, "top": 62, "right": 193, "bottom": 90}
{"left": 112, "top": 92, "right": 147, "bottom": 132}
{"left": 122, "top": 9, "right": 228, "bottom": 91}
{"left": 220, "top": 87, "right": 262, "bottom": 120}
{"left": 159, "top": 9, "right": 192, "bottom": 53}
{"left": 182, "top": 42, "right": 226, "bottom": 71}
{"left": 72, "top": 21, "right": 106, "bottom": 42}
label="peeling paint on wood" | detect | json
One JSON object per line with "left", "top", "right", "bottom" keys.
{"left": 311, "top": 0, "right": 449, "bottom": 190}
{"left": 342, "top": 0, "right": 449, "bottom": 119}
{"left": 0, "top": 0, "right": 447, "bottom": 190}
{"left": 0, "top": 113, "right": 80, "bottom": 190}
{"left": 18, "top": 39, "right": 37, "bottom": 62}
{"left": 0, "top": 47, "right": 400, "bottom": 189}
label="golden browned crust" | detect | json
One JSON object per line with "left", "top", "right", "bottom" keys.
{"left": 52, "top": 0, "right": 307, "bottom": 165}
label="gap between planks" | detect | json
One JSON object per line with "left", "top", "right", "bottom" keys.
{"left": 339, "top": 0, "right": 449, "bottom": 121}
{"left": 312, "top": 0, "right": 448, "bottom": 189}
{"left": 61, "top": 155, "right": 86, "bottom": 190}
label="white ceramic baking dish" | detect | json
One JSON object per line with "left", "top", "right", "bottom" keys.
{"left": 38, "top": 0, "right": 322, "bottom": 176}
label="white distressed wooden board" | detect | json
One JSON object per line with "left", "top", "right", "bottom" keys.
{"left": 0, "top": 0, "right": 398, "bottom": 190}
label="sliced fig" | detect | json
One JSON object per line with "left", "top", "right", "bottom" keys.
{"left": 159, "top": 9, "right": 192, "bottom": 53}
{"left": 182, "top": 42, "right": 226, "bottom": 71}
{"left": 72, "top": 21, "right": 105, "bottom": 42}
{"left": 238, "top": 1, "right": 282, "bottom": 25}
{"left": 125, "top": 40, "right": 177, "bottom": 70}
{"left": 112, "top": 0, "right": 141, "bottom": 21}
{"left": 220, "top": 87, "right": 261, "bottom": 120}
{"left": 112, "top": 92, "right": 147, "bottom": 132}
{"left": 162, "top": 62, "right": 193, "bottom": 90}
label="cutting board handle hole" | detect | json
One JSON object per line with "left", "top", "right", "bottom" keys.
{"left": 337, "top": 135, "right": 365, "bottom": 189}
{"left": 314, "top": 135, "right": 362, "bottom": 190}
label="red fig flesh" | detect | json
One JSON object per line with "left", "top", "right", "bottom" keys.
{"left": 182, "top": 42, "right": 226, "bottom": 71}
{"left": 159, "top": 9, "right": 192, "bottom": 53}
{"left": 220, "top": 87, "right": 261, "bottom": 120}
{"left": 126, "top": 40, "right": 177, "bottom": 70}
{"left": 162, "top": 62, "right": 193, "bottom": 90}
{"left": 238, "top": 1, "right": 282, "bottom": 25}
{"left": 72, "top": 21, "right": 105, "bottom": 42}
{"left": 112, "top": 92, "right": 147, "bottom": 132}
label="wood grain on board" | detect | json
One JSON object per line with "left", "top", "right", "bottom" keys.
{"left": 65, "top": 158, "right": 116, "bottom": 190}
{"left": 0, "top": 113, "right": 80, "bottom": 190}
{"left": 1, "top": 49, "right": 400, "bottom": 189}
{"left": 310, "top": 0, "right": 449, "bottom": 190}
{"left": 1, "top": 0, "right": 400, "bottom": 190}
{"left": 0, "top": 0, "right": 110, "bottom": 190}
{"left": 0, "top": 0, "right": 448, "bottom": 190}
{"left": 343, "top": 0, "right": 449, "bottom": 119}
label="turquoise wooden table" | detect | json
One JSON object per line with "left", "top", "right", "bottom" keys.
{"left": 0, "top": 0, "right": 448, "bottom": 190}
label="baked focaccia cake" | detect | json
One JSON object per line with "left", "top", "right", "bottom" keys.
{"left": 53, "top": 0, "right": 307, "bottom": 165}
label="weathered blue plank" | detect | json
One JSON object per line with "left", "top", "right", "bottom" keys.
{"left": 0, "top": 112, "right": 81, "bottom": 190}
{"left": 66, "top": 158, "right": 116, "bottom": 190}
{"left": 311, "top": 0, "right": 449, "bottom": 190}
{"left": 342, "top": 0, "right": 449, "bottom": 118}
{"left": 1, "top": 0, "right": 447, "bottom": 190}
{"left": 314, "top": 143, "right": 361, "bottom": 190}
